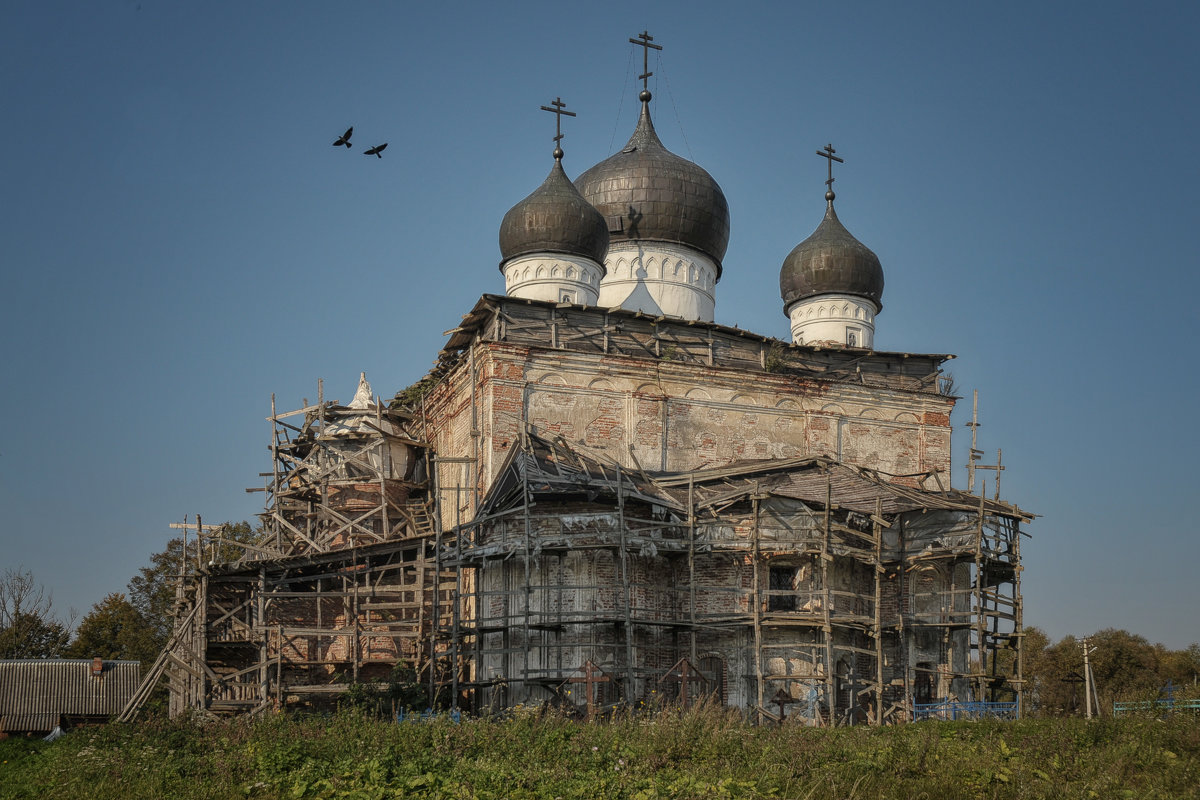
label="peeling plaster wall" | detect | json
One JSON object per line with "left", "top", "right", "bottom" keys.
{"left": 420, "top": 339, "right": 954, "bottom": 532}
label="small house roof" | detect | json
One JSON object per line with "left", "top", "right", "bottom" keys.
{"left": 0, "top": 659, "right": 141, "bottom": 732}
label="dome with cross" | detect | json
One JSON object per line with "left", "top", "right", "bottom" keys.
{"left": 574, "top": 96, "right": 729, "bottom": 274}
{"left": 499, "top": 98, "right": 610, "bottom": 306}
{"left": 779, "top": 145, "right": 884, "bottom": 348}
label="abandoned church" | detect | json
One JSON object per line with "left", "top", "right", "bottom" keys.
{"left": 128, "top": 34, "right": 1034, "bottom": 726}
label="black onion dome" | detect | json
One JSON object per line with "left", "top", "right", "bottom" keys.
{"left": 574, "top": 102, "right": 730, "bottom": 276}
{"left": 780, "top": 201, "right": 884, "bottom": 311}
{"left": 499, "top": 159, "right": 610, "bottom": 269}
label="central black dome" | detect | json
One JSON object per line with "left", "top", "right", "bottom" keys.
{"left": 574, "top": 101, "right": 730, "bottom": 274}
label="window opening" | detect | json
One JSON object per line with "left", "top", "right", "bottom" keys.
{"left": 768, "top": 566, "right": 797, "bottom": 612}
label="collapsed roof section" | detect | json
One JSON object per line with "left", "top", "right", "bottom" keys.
{"left": 481, "top": 431, "right": 1032, "bottom": 525}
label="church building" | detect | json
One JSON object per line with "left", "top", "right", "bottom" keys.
{"left": 152, "top": 33, "right": 1031, "bottom": 726}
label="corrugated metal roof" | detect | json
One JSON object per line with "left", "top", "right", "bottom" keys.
{"left": 0, "top": 659, "right": 140, "bottom": 731}
{"left": 0, "top": 712, "right": 60, "bottom": 733}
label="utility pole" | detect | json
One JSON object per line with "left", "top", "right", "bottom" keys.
{"left": 1082, "top": 638, "right": 1099, "bottom": 719}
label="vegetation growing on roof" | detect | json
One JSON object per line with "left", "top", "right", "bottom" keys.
{"left": 392, "top": 375, "right": 438, "bottom": 409}
{"left": 763, "top": 342, "right": 788, "bottom": 373}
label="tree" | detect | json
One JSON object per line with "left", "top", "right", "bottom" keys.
{"left": 127, "top": 536, "right": 186, "bottom": 643}
{"left": 1086, "top": 628, "right": 1162, "bottom": 708}
{"left": 67, "top": 593, "right": 161, "bottom": 666}
{"left": 0, "top": 567, "right": 72, "bottom": 658}
{"left": 0, "top": 612, "right": 71, "bottom": 659}
{"left": 1157, "top": 642, "right": 1200, "bottom": 689}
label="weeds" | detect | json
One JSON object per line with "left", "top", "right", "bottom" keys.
{"left": 1, "top": 709, "right": 1197, "bottom": 799}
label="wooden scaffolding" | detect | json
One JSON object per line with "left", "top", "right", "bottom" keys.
{"left": 127, "top": 370, "right": 1028, "bottom": 725}
{"left": 124, "top": 377, "right": 464, "bottom": 720}
{"left": 446, "top": 433, "right": 1031, "bottom": 724}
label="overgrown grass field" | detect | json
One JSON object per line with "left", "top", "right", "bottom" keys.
{"left": 1, "top": 708, "right": 1197, "bottom": 799}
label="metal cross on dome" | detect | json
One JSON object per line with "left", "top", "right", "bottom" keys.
{"left": 630, "top": 30, "right": 663, "bottom": 92}
{"left": 816, "top": 143, "right": 845, "bottom": 193}
{"left": 540, "top": 97, "right": 576, "bottom": 154}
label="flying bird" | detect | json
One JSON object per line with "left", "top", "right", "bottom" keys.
{"left": 333, "top": 126, "right": 353, "bottom": 148}
{"left": 364, "top": 142, "right": 388, "bottom": 158}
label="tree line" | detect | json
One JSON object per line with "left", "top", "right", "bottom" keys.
{"left": 1020, "top": 626, "right": 1199, "bottom": 714}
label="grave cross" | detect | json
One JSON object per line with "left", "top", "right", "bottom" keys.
{"left": 772, "top": 687, "right": 794, "bottom": 722}
{"left": 567, "top": 660, "right": 611, "bottom": 718}
{"left": 660, "top": 658, "right": 708, "bottom": 709}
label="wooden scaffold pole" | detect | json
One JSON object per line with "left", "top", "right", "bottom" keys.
{"left": 1014, "top": 520, "right": 1025, "bottom": 717}
{"left": 616, "top": 463, "right": 634, "bottom": 703}
{"left": 751, "top": 487, "right": 764, "bottom": 716}
{"left": 873, "top": 498, "right": 884, "bottom": 726}
{"left": 823, "top": 472, "right": 834, "bottom": 724}
{"left": 688, "top": 474, "right": 697, "bottom": 668}
{"left": 974, "top": 487, "right": 987, "bottom": 702}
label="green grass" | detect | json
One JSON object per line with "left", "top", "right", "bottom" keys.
{"left": 1, "top": 708, "right": 1197, "bottom": 799}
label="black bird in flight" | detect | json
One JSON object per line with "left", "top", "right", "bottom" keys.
{"left": 333, "top": 126, "right": 353, "bottom": 148}
{"left": 364, "top": 142, "right": 388, "bottom": 159}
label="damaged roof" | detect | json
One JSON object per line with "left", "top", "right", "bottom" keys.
{"left": 481, "top": 433, "right": 1034, "bottom": 523}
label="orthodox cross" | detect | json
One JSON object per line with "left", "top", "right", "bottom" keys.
{"left": 567, "top": 660, "right": 611, "bottom": 718}
{"left": 816, "top": 143, "right": 844, "bottom": 192}
{"left": 771, "top": 687, "right": 794, "bottom": 722}
{"left": 539, "top": 97, "right": 575, "bottom": 155}
{"left": 660, "top": 657, "right": 708, "bottom": 709}
{"left": 630, "top": 30, "right": 662, "bottom": 92}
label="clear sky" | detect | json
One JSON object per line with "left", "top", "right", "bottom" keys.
{"left": 2, "top": 1, "right": 1197, "bottom": 650}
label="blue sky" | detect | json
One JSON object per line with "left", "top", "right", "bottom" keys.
{"left": 2, "top": 1, "right": 1197, "bottom": 650}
